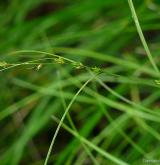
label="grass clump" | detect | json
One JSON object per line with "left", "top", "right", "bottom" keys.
{"left": 1, "top": 0, "right": 160, "bottom": 165}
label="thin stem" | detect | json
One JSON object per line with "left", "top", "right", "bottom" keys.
{"left": 51, "top": 116, "right": 129, "bottom": 165}
{"left": 0, "top": 58, "right": 56, "bottom": 72}
{"left": 57, "top": 70, "right": 99, "bottom": 165}
{"left": 128, "top": 0, "right": 159, "bottom": 74}
{"left": 44, "top": 76, "right": 95, "bottom": 165}
{"left": 10, "top": 50, "right": 75, "bottom": 63}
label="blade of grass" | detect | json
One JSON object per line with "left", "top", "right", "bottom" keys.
{"left": 51, "top": 115, "right": 129, "bottom": 165}
{"left": 56, "top": 70, "right": 99, "bottom": 165}
{"left": 44, "top": 75, "right": 95, "bottom": 165}
{"left": 127, "top": 0, "right": 159, "bottom": 74}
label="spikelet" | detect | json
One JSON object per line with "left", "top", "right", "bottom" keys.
{"left": 0, "top": 61, "right": 8, "bottom": 68}
{"left": 91, "top": 66, "right": 102, "bottom": 74}
{"left": 54, "top": 57, "right": 65, "bottom": 64}
{"left": 72, "top": 62, "right": 84, "bottom": 69}
{"left": 155, "top": 80, "right": 160, "bottom": 85}
{"left": 36, "top": 64, "right": 43, "bottom": 71}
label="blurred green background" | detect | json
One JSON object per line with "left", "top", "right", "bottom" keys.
{"left": 1, "top": 0, "right": 160, "bottom": 164}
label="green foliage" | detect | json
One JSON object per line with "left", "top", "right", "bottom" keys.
{"left": 0, "top": 0, "right": 160, "bottom": 165}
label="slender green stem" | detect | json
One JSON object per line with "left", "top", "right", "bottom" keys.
{"left": 51, "top": 116, "right": 129, "bottom": 165}
{"left": 96, "top": 76, "right": 160, "bottom": 117}
{"left": 10, "top": 50, "right": 75, "bottom": 63}
{"left": 128, "top": 0, "right": 159, "bottom": 74}
{"left": 0, "top": 58, "right": 56, "bottom": 72}
{"left": 44, "top": 76, "right": 95, "bottom": 165}
{"left": 57, "top": 70, "right": 99, "bottom": 165}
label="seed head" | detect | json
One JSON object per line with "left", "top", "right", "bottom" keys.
{"left": 91, "top": 66, "right": 102, "bottom": 74}
{"left": 0, "top": 61, "right": 8, "bottom": 68}
{"left": 73, "top": 62, "right": 84, "bottom": 69}
{"left": 36, "top": 64, "right": 43, "bottom": 71}
{"left": 54, "top": 57, "right": 65, "bottom": 64}
{"left": 155, "top": 80, "right": 160, "bottom": 85}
